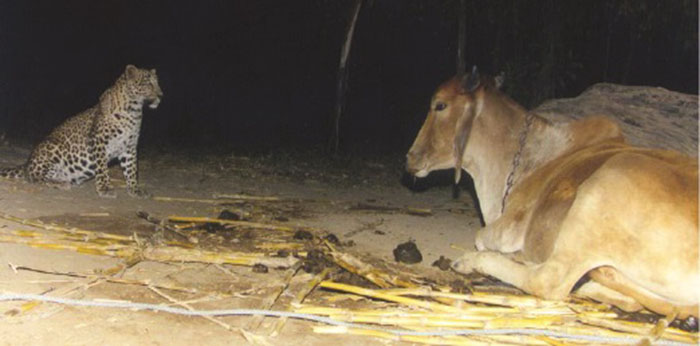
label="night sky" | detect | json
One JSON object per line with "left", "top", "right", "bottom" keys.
{"left": 0, "top": 1, "right": 697, "bottom": 154}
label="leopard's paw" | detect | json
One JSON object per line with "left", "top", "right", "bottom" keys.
{"left": 127, "top": 187, "right": 151, "bottom": 199}
{"left": 97, "top": 188, "right": 117, "bottom": 199}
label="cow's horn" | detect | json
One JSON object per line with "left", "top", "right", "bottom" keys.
{"left": 463, "top": 65, "right": 480, "bottom": 92}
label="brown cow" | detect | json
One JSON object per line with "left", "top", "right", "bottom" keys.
{"left": 406, "top": 67, "right": 698, "bottom": 319}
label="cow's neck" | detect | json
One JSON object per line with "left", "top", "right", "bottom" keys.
{"left": 463, "top": 92, "right": 569, "bottom": 224}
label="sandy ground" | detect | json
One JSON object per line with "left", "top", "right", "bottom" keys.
{"left": 0, "top": 144, "right": 482, "bottom": 345}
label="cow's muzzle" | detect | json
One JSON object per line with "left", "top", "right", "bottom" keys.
{"left": 405, "top": 151, "right": 429, "bottom": 177}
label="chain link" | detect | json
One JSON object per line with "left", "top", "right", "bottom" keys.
{"left": 501, "top": 113, "right": 534, "bottom": 213}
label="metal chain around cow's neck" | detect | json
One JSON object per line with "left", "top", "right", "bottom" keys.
{"left": 501, "top": 113, "right": 534, "bottom": 214}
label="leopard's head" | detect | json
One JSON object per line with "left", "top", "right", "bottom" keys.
{"left": 124, "top": 64, "right": 163, "bottom": 109}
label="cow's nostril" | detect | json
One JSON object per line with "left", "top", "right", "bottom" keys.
{"left": 405, "top": 151, "right": 424, "bottom": 174}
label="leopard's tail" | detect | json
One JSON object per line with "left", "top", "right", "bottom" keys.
{"left": 0, "top": 165, "right": 26, "bottom": 180}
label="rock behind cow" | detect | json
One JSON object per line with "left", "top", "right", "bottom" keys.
{"left": 535, "top": 83, "right": 698, "bottom": 157}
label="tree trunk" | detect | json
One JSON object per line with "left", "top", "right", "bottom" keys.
{"left": 328, "top": 0, "right": 363, "bottom": 154}
{"left": 456, "top": 0, "right": 467, "bottom": 75}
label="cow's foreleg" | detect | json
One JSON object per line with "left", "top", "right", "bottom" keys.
{"left": 453, "top": 251, "right": 585, "bottom": 301}
{"left": 474, "top": 218, "right": 526, "bottom": 253}
{"left": 453, "top": 251, "right": 529, "bottom": 289}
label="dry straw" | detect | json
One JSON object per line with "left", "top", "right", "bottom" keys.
{"left": 1, "top": 211, "right": 696, "bottom": 345}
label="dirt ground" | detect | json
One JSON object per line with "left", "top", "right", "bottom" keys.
{"left": 0, "top": 144, "right": 483, "bottom": 345}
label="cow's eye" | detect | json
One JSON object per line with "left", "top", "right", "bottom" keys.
{"left": 434, "top": 102, "right": 447, "bottom": 111}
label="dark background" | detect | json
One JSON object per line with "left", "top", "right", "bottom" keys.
{"left": 0, "top": 0, "right": 697, "bottom": 155}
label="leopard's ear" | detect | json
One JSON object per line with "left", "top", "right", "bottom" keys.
{"left": 150, "top": 69, "right": 156, "bottom": 74}
{"left": 125, "top": 65, "right": 138, "bottom": 79}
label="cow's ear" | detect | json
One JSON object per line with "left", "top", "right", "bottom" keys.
{"left": 462, "top": 65, "right": 480, "bottom": 92}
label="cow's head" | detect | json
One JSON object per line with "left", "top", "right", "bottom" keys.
{"left": 406, "top": 66, "right": 501, "bottom": 183}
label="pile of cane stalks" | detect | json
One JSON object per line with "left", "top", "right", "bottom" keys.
{"left": 0, "top": 194, "right": 696, "bottom": 345}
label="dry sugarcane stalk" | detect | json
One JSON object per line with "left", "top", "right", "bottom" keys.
{"left": 247, "top": 261, "right": 303, "bottom": 330}
{"left": 319, "top": 281, "right": 463, "bottom": 314}
{"left": 152, "top": 196, "right": 222, "bottom": 203}
{"left": 312, "top": 282, "right": 687, "bottom": 344}
{"left": 212, "top": 193, "right": 281, "bottom": 201}
{"left": 296, "top": 305, "right": 510, "bottom": 322}
{"left": 321, "top": 314, "right": 486, "bottom": 328}
{"left": 0, "top": 212, "right": 132, "bottom": 242}
{"left": 385, "top": 287, "right": 576, "bottom": 314}
{"left": 270, "top": 268, "right": 332, "bottom": 336}
{"left": 323, "top": 242, "right": 413, "bottom": 289}
{"left": 78, "top": 212, "right": 111, "bottom": 217}
{"left": 152, "top": 197, "right": 250, "bottom": 217}
{"left": 151, "top": 196, "right": 232, "bottom": 204}
{"left": 312, "top": 326, "right": 502, "bottom": 346}
{"left": 141, "top": 246, "right": 300, "bottom": 268}
{"left": 2, "top": 228, "right": 133, "bottom": 247}
{"left": 405, "top": 207, "right": 433, "bottom": 216}
{"left": 168, "top": 216, "right": 303, "bottom": 233}
{"left": 464, "top": 290, "right": 567, "bottom": 309}
{"left": 171, "top": 222, "right": 198, "bottom": 230}
{"left": 0, "top": 230, "right": 299, "bottom": 269}
{"left": 532, "top": 335, "right": 569, "bottom": 346}
{"left": 348, "top": 203, "right": 432, "bottom": 217}
{"left": 296, "top": 305, "right": 569, "bottom": 330}
{"left": 0, "top": 232, "right": 138, "bottom": 258}
{"left": 303, "top": 302, "right": 690, "bottom": 345}
{"left": 148, "top": 285, "right": 233, "bottom": 331}
{"left": 484, "top": 315, "right": 570, "bottom": 329}
{"left": 324, "top": 245, "right": 462, "bottom": 306}
{"left": 136, "top": 211, "right": 192, "bottom": 242}
{"left": 466, "top": 334, "right": 549, "bottom": 345}
{"left": 254, "top": 242, "right": 306, "bottom": 252}
{"left": 543, "top": 324, "right": 659, "bottom": 344}
{"left": 576, "top": 314, "right": 698, "bottom": 344}
{"left": 14, "top": 265, "right": 197, "bottom": 293}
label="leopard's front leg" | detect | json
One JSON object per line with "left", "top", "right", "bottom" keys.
{"left": 90, "top": 137, "right": 116, "bottom": 198}
{"left": 119, "top": 147, "right": 149, "bottom": 198}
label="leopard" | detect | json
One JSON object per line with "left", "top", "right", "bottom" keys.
{"left": 0, "top": 64, "right": 163, "bottom": 198}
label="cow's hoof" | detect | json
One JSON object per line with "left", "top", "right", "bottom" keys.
{"left": 452, "top": 252, "right": 479, "bottom": 274}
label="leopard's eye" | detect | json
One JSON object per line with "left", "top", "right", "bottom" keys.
{"left": 434, "top": 102, "right": 447, "bottom": 111}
